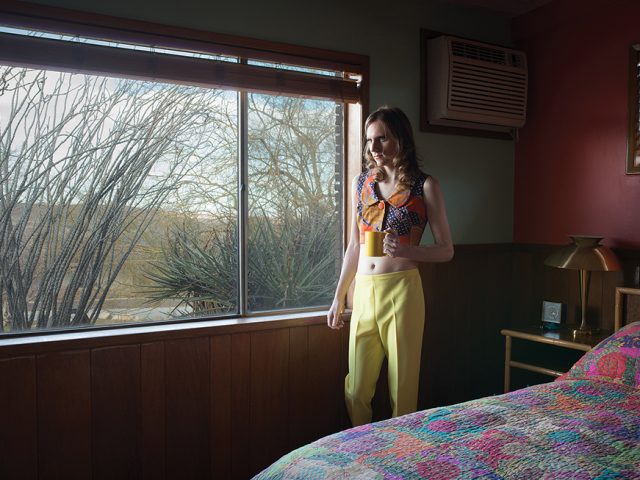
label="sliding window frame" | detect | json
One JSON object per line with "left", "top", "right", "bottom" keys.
{"left": 0, "top": 1, "right": 368, "bottom": 329}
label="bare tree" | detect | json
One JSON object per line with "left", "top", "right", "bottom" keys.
{"left": 0, "top": 66, "right": 227, "bottom": 331}
{"left": 143, "top": 94, "right": 344, "bottom": 315}
{"left": 248, "top": 94, "right": 340, "bottom": 214}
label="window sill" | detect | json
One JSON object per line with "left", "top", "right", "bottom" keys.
{"left": 0, "top": 310, "right": 352, "bottom": 356}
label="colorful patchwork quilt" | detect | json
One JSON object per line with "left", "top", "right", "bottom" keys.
{"left": 254, "top": 323, "right": 640, "bottom": 479}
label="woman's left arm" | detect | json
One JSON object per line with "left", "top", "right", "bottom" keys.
{"left": 386, "top": 176, "right": 454, "bottom": 263}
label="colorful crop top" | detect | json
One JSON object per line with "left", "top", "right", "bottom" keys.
{"left": 356, "top": 170, "right": 429, "bottom": 246}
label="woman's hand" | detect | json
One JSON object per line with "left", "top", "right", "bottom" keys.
{"left": 383, "top": 230, "right": 404, "bottom": 257}
{"left": 327, "top": 298, "right": 345, "bottom": 330}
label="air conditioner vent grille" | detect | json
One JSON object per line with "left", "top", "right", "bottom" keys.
{"left": 451, "top": 39, "right": 525, "bottom": 68}
{"left": 425, "top": 35, "right": 528, "bottom": 130}
{"left": 449, "top": 61, "right": 527, "bottom": 118}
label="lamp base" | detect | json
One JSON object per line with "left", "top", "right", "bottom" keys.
{"left": 572, "top": 326, "right": 600, "bottom": 337}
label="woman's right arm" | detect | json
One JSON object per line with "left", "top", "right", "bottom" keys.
{"left": 327, "top": 175, "right": 361, "bottom": 330}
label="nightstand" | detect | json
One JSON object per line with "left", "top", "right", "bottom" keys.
{"left": 500, "top": 326, "right": 611, "bottom": 392}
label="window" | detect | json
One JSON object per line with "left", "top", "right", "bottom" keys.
{"left": 0, "top": 6, "right": 366, "bottom": 334}
{"left": 627, "top": 44, "right": 640, "bottom": 174}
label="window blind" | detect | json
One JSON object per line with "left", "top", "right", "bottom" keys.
{"left": 0, "top": 3, "right": 365, "bottom": 104}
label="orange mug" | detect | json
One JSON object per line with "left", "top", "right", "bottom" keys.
{"left": 364, "top": 231, "right": 388, "bottom": 257}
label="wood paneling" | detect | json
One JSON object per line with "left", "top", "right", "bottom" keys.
{"left": 210, "top": 335, "right": 231, "bottom": 479}
{"left": 288, "top": 326, "right": 309, "bottom": 448}
{"left": 231, "top": 333, "right": 251, "bottom": 480}
{"left": 307, "top": 325, "right": 344, "bottom": 440}
{"left": 511, "top": 244, "right": 628, "bottom": 332}
{"left": 508, "top": 244, "right": 631, "bottom": 390}
{"left": 477, "top": 250, "right": 513, "bottom": 395}
{"left": 92, "top": 345, "right": 141, "bottom": 480}
{"left": 250, "top": 329, "right": 290, "bottom": 475}
{"left": 0, "top": 244, "right": 636, "bottom": 480}
{"left": 37, "top": 350, "right": 91, "bottom": 480}
{"left": 419, "top": 245, "right": 514, "bottom": 409}
{"left": 0, "top": 356, "right": 37, "bottom": 480}
{"left": 141, "top": 342, "right": 165, "bottom": 480}
{"left": 165, "top": 337, "right": 210, "bottom": 479}
{"left": 0, "top": 322, "right": 349, "bottom": 480}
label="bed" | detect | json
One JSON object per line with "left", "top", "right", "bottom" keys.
{"left": 254, "top": 322, "right": 640, "bottom": 479}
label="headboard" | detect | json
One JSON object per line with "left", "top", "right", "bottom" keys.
{"left": 614, "top": 287, "right": 640, "bottom": 331}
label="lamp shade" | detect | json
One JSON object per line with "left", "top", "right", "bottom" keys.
{"left": 544, "top": 236, "right": 621, "bottom": 272}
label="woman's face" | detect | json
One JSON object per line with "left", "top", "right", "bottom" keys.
{"left": 366, "top": 120, "right": 398, "bottom": 168}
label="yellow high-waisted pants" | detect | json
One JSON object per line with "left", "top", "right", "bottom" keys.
{"left": 345, "top": 268, "right": 425, "bottom": 426}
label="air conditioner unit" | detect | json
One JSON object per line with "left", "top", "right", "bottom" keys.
{"left": 426, "top": 35, "right": 528, "bottom": 132}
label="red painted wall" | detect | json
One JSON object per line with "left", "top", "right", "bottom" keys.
{"left": 512, "top": 0, "right": 640, "bottom": 249}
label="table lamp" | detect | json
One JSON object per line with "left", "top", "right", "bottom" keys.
{"left": 544, "top": 235, "right": 621, "bottom": 335}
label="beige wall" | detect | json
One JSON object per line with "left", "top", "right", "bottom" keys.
{"left": 28, "top": 0, "right": 515, "bottom": 243}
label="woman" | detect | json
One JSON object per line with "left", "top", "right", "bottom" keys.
{"left": 327, "top": 106, "right": 454, "bottom": 427}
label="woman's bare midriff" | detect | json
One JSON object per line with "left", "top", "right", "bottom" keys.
{"left": 357, "top": 254, "right": 417, "bottom": 275}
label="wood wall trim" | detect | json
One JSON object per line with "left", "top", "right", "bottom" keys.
{"left": 450, "top": 243, "right": 514, "bottom": 253}
{"left": 0, "top": 311, "right": 336, "bottom": 357}
{"left": 512, "top": 242, "right": 640, "bottom": 261}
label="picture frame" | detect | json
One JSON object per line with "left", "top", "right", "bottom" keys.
{"left": 626, "top": 44, "right": 640, "bottom": 174}
{"left": 541, "top": 300, "right": 564, "bottom": 329}
{"left": 614, "top": 287, "right": 640, "bottom": 331}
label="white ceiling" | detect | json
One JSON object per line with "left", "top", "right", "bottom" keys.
{"left": 438, "top": 0, "right": 554, "bottom": 16}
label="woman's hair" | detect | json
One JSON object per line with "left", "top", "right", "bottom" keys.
{"left": 363, "top": 106, "right": 422, "bottom": 186}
